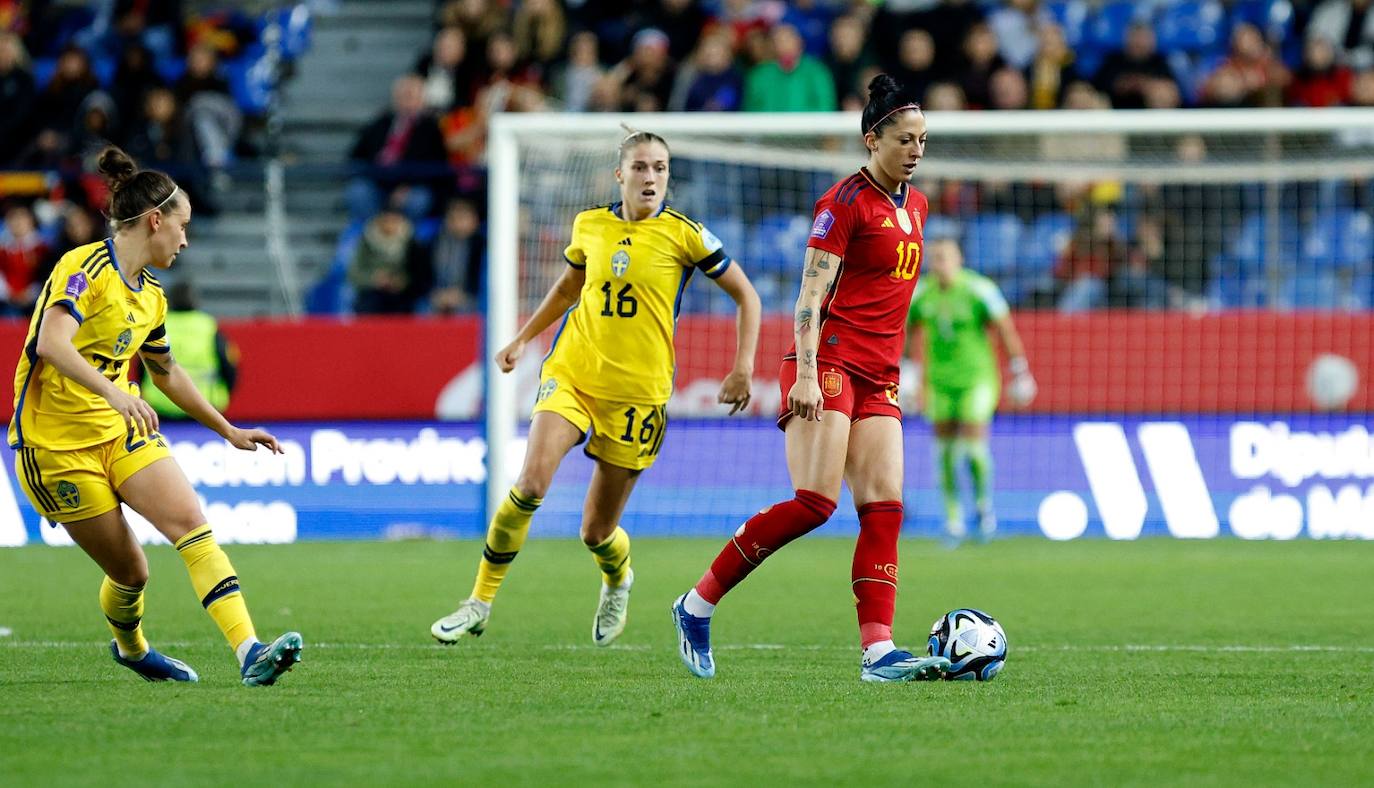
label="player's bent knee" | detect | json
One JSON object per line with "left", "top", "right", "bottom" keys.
{"left": 111, "top": 560, "right": 150, "bottom": 588}
{"left": 579, "top": 522, "right": 615, "bottom": 546}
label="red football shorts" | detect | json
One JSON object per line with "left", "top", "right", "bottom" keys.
{"left": 777, "top": 358, "right": 901, "bottom": 430}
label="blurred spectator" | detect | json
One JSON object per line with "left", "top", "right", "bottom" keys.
{"left": 110, "top": 42, "right": 165, "bottom": 123}
{"left": 826, "top": 15, "right": 873, "bottom": 109}
{"left": 37, "top": 204, "right": 101, "bottom": 287}
{"left": 877, "top": 0, "right": 983, "bottom": 78}
{"left": 704, "top": 0, "right": 771, "bottom": 56}
{"left": 69, "top": 90, "right": 119, "bottom": 158}
{"left": 350, "top": 208, "right": 421, "bottom": 315}
{"left": 425, "top": 198, "right": 485, "bottom": 315}
{"left": 743, "top": 23, "right": 836, "bottom": 112}
{"left": 1308, "top": 0, "right": 1374, "bottom": 70}
{"left": 142, "top": 280, "right": 238, "bottom": 418}
{"left": 1286, "top": 35, "right": 1353, "bottom": 106}
{"left": 651, "top": 0, "right": 709, "bottom": 62}
{"left": 0, "top": 203, "right": 48, "bottom": 314}
{"left": 988, "top": 0, "right": 1042, "bottom": 70}
{"left": 1202, "top": 22, "right": 1291, "bottom": 107}
{"left": 672, "top": 30, "right": 743, "bottom": 112}
{"left": 613, "top": 27, "right": 676, "bottom": 112}
{"left": 125, "top": 87, "right": 216, "bottom": 214}
{"left": 33, "top": 45, "right": 98, "bottom": 137}
{"left": 924, "top": 81, "right": 967, "bottom": 110}
{"left": 988, "top": 66, "right": 1028, "bottom": 110}
{"left": 1093, "top": 22, "right": 1177, "bottom": 109}
{"left": 780, "top": 0, "right": 840, "bottom": 58}
{"left": 437, "top": 0, "right": 508, "bottom": 54}
{"left": 957, "top": 23, "right": 1006, "bottom": 109}
{"left": 470, "top": 30, "right": 540, "bottom": 101}
{"left": 174, "top": 44, "right": 241, "bottom": 171}
{"left": 891, "top": 29, "right": 939, "bottom": 106}
{"left": 1051, "top": 204, "right": 1128, "bottom": 313}
{"left": 1026, "top": 22, "right": 1074, "bottom": 110}
{"left": 0, "top": 31, "right": 34, "bottom": 165}
{"left": 511, "top": 0, "right": 566, "bottom": 76}
{"left": 553, "top": 30, "right": 604, "bottom": 112}
{"left": 347, "top": 74, "right": 447, "bottom": 221}
{"left": 414, "top": 26, "right": 475, "bottom": 112}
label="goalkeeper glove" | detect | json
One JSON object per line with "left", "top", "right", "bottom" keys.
{"left": 1006, "top": 356, "right": 1037, "bottom": 407}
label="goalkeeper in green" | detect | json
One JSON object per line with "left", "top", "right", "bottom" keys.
{"left": 904, "top": 237, "right": 1036, "bottom": 542}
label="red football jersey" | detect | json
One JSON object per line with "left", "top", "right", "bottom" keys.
{"left": 787, "top": 167, "right": 929, "bottom": 382}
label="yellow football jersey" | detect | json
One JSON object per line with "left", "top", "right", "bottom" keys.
{"left": 9, "top": 240, "right": 171, "bottom": 450}
{"left": 544, "top": 203, "right": 732, "bottom": 404}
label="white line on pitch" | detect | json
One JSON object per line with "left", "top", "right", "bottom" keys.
{"left": 2, "top": 641, "right": 1373, "bottom": 654}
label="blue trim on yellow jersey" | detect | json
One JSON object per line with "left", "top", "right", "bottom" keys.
{"left": 608, "top": 202, "right": 668, "bottom": 221}
{"left": 704, "top": 257, "right": 732, "bottom": 280}
{"left": 51, "top": 298, "right": 85, "bottom": 324}
{"left": 540, "top": 305, "right": 576, "bottom": 364}
{"left": 104, "top": 238, "right": 143, "bottom": 292}
{"left": 11, "top": 281, "right": 56, "bottom": 449}
{"left": 672, "top": 267, "right": 692, "bottom": 320}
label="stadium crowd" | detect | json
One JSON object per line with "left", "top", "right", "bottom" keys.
{"left": 340, "top": 0, "right": 1374, "bottom": 315}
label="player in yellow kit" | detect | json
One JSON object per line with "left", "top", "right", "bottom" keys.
{"left": 431, "top": 130, "right": 761, "bottom": 646}
{"left": 8, "top": 146, "right": 302, "bottom": 685}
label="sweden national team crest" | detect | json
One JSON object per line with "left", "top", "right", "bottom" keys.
{"left": 113, "top": 328, "right": 133, "bottom": 355}
{"left": 537, "top": 378, "right": 558, "bottom": 402}
{"left": 821, "top": 370, "right": 844, "bottom": 398}
{"left": 611, "top": 250, "right": 630, "bottom": 278}
{"left": 56, "top": 481, "right": 79, "bottom": 509}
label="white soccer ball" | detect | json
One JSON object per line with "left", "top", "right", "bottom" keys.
{"left": 1306, "top": 354, "right": 1359, "bottom": 411}
{"left": 927, "top": 608, "right": 1007, "bottom": 681}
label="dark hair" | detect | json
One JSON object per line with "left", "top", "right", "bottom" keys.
{"left": 97, "top": 146, "right": 181, "bottom": 227}
{"left": 617, "top": 126, "right": 670, "bottom": 163}
{"left": 862, "top": 74, "right": 921, "bottom": 137}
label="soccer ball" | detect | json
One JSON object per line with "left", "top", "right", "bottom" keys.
{"left": 927, "top": 608, "right": 1007, "bottom": 681}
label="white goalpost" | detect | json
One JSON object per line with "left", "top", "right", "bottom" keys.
{"left": 484, "top": 108, "right": 1374, "bottom": 527}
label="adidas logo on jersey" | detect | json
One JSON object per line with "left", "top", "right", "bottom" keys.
{"left": 126, "top": 313, "right": 136, "bottom": 324}
{"left": 617, "top": 237, "right": 632, "bottom": 246}
{"left": 881, "top": 217, "right": 894, "bottom": 228}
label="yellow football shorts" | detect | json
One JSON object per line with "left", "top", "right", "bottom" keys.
{"left": 532, "top": 376, "right": 667, "bottom": 471}
{"left": 13, "top": 432, "right": 173, "bottom": 524}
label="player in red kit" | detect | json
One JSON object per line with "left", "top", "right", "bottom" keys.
{"left": 671, "top": 75, "right": 951, "bottom": 682}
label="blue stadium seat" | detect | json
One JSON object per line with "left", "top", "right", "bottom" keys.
{"left": 414, "top": 217, "right": 442, "bottom": 244}
{"left": 261, "top": 4, "right": 313, "bottom": 62}
{"left": 962, "top": 213, "right": 1024, "bottom": 278}
{"left": 226, "top": 47, "right": 275, "bottom": 116}
{"left": 747, "top": 213, "right": 813, "bottom": 276}
{"left": 703, "top": 216, "right": 747, "bottom": 266}
{"left": 1300, "top": 209, "right": 1374, "bottom": 271}
{"left": 30, "top": 58, "right": 56, "bottom": 89}
{"left": 1155, "top": 0, "right": 1225, "bottom": 54}
{"left": 1084, "top": 0, "right": 1144, "bottom": 54}
{"left": 155, "top": 56, "right": 187, "bottom": 84}
{"left": 923, "top": 214, "right": 960, "bottom": 242}
{"left": 1043, "top": 0, "right": 1089, "bottom": 47}
{"left": 1230, "top": 211, "right": 1301, "bottom": 275}
{"left": 1021, "top": 212, "right": 1073, "bottom": 274}
{"left": 305, "top": 221, "right": 365, "bottom": 315}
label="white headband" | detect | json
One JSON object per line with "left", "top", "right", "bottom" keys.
{"left": 115, "top": 185, "right": 180, "bottom": 223}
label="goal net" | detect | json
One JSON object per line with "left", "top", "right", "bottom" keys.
{"left": 489, "top": 109, "right": 1374, "bottom": 541}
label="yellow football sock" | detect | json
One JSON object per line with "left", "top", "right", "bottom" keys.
{"left": 100, "top": 576, "right": 148, "bottom": 659}
{"left": 470, "top": 487, "right": 541, "bottom": 603}
{"left": 589, "top": 526, "right": 631, "bottom": 587}
{"left": 174, "top": 525, "right": 257, "bottom": 653}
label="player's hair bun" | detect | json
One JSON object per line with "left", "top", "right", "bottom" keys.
{"left": 867, "top": 74, "right": 901, "bottom": 104}
{"left": 97, "top": 146, "right": 137, "bottom": 192}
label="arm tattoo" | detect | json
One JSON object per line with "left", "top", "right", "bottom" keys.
{"left": 144, "top": 355, "right": 174, "bottom": 376}
{"left": 796, "top": 307, "right": 814, "bottom": 333}
{"left": 802, "top": 350, "right": 816, "bottom": 369}
{"left": 817, "top": 256, "right": 831, "bottom": 269}
{"left": 804, "top": 266, "right": 819, "bottom": 277}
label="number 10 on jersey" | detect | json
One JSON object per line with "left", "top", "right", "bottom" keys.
{"left": 891, "top": 241, "right": 921, "bottom": 280}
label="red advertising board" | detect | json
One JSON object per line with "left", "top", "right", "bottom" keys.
{"left": 0, "top": 312, "right": 1368, "bottom": 420}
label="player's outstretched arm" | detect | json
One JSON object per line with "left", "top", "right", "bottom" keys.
{"left": 993, "top": 314, "right": 1036, "bottom": 407}
{"left": 789, "top": 248, "right": 842, "bottom": 421}
{"left": 35, "top": 307, "right": 160, "bottom": 438}
{"left": 710, "top": 263, "right": 760, "bottom": 414}
{"left": 495, "top": 266, "right": 586, "bottom": 373}
{"left": 141, "top": 348, "right": 282, "bottom": 453}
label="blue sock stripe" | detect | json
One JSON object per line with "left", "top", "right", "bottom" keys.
{"left": 200, "top": 576, "right": 241, "bottom": 608}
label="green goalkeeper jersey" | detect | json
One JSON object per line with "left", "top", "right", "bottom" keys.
{"left": 907, "top": 269, "right": 1008, "bottom": 389}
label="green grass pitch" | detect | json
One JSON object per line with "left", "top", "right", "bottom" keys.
{"left": 2, "top": 538, "right": 1372, "bottom": 786}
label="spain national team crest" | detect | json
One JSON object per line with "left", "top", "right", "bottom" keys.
{"left": 821, "top": 370, "right": 844, "bottom": 398}
{"left": 885, "top": 383, "right": 900, "bottom": 406}
{"left": 611, "top": 250, "right": 630, "bottom": 278}
{"left": 113, "top": 328, "right": 133, "bottom": 355}
{"left": 537, "top": 378, "right": 558, "bottom": 402}
{"left": 56, "top": 481, "right": 79, "bottom": 509}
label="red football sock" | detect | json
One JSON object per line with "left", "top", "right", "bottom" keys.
{"left": 695, "top": 489, "right": 837, "bottom": 604}
{"left": 853, "top": 501, "right": 902, "bottom": 648}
